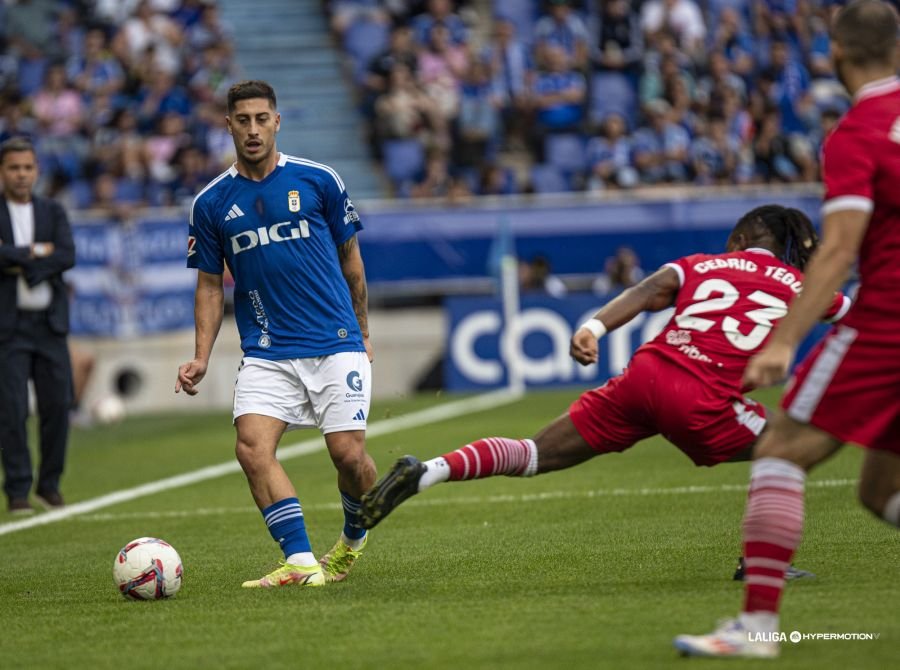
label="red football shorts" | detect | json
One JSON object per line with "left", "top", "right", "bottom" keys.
{"left": 782, "top": 323, "right": 900, "bottom": 454}
{"left": 569, "top": 352, "right": 766, "bottom": 466}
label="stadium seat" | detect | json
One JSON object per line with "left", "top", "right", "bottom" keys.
{"left": 530, "top": 164, "right": 569, "bottom": 194}
{"left": 382, "top": 138, "right": 425, "bottom": 187}
{"left": 544, "top": 133, "right": 587, "bottom": 175}
{"left": 343, "top": 18, "right": 390, "bottom": 84}
{"left": 590, "top": 72, "right": 637, "bottom": 128}
{"left": 493, "top": 0, "right": 539, "bottom": 44}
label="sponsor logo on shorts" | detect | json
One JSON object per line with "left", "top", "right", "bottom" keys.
{"left": 346, "top": 371, "right": 363, "bottom": 392}
{"left": 353, "top": 409, "right": 366, "bottom": 421}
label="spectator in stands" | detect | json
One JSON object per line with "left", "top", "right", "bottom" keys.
{"left": 691, "top": 114, "right": 740, "bottom": 185}
{"left": 411, "top": 0, "right": 468, "bottom": 47}
{"left": 752, "top": 107, "right": 800, "bottom": 183}
{"left": 375, "top": 62, "right": 447, "bottom": 148}
{"left": 477, "top": 162, "right": 517, "bottom": 196}
{"left": 767, "top": 39, "right": 813, "bottom": 135}
{"left": 165, "top": 144, "right": 213, "bottom": 207}
{"left": 363, "top": 25, "right": 418, "bottom": 109}
{"left": 592, "top": 246, "right": 644, "bottom": 295}
{"left": 90, "top": 107, "right": 146, "bottom": 185}
{"left": 0, "top": 94, "right": 38, "bottom": 146}
{"left": 586, "top": 112, "right": 638, "bottom": 191}
{"left": 519, "top": 254, "right": 567, "bottom": 298}
{"left": 696, "top": 51, "right": 747, "bottom": 108}
{"left": 330, "top": 0, "right": 391, "bottom": 42}
{"left": 135, "top": 67, "right": 192, "bottom": 131}
{"left": 417, "top": 23, "right": 469, "bottom": 122}
{"left": 67, "top": 27, "right": 126, "bottom": 107}
{"left": 142, "top": 110, "right": 190, "bottom": 184}
{"left": 640, "top": 0, "right": 706, "bottom": 57}
{"left": 455, "top": 58, "right": 500, "bottom": 168}
{"left": 30, "top": 62, "right": 88, "bottom": 181}
{"left": 593, "top": 0, "right": 643, "bottom": 77}
{"left": 711, "top": 6, "right": 755, "bottom": 79}
{"left": 188, "top": 43, "right": 238, "bottom": 104}
{"left": 483, "top": 15, "right": 531, "bottom": 149}
{"left": 410, "top": 147, "right": 471, "bottom": 201}
{"left": 186, "top": 1, "right": 234, "bottom": 55}
{"left": 530, "top": 44, "right": 586, "bottom": 156}
{"left": 534, "top": 0, "right": 590, "bottom": 71}
{"left": 112, "top": 0, "right": 184, "bottom": 75}
{"left": 632, "top": 99, "right": 690, "bottom": 183}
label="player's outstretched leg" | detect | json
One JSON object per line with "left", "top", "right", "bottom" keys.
{"left": 359, "top": 455, "right": 427, "bottom": 529}
{"left": 360, "top": 437, "right": 540, "bottom": 528}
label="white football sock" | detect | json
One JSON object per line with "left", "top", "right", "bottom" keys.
{"left": 739, "top": 611, "right": 779, "bottom": 635}
{"left": 341, "top": 531, "right": 366, "bottom": 551}
{"left": 285, "top": 551, "right": 316, "bottom": 566}
{"left": 418, "top": 457, "right": 450, "bottom": 491}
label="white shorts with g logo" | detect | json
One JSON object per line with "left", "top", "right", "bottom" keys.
{"left": 233, "top": 351, "right": 371, "bottom": 434}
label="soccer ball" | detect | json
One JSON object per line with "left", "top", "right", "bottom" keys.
{"left": 113, "top": 537, "right": 183, "bottom": 600}
{"left": 92, "top": 394, "right": 126, "bottom": 425}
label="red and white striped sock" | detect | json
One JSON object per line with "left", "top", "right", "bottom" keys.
{"left": 742, "top": 457, "right": 806, "bottom": 616}
{"left": 441, "top": 438, "right": 538, "bottom": 481}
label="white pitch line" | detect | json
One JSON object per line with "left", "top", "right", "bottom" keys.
{"left": 0, "top": 388, "right": 523, "bottom": 537}
{"left": 72, "top": 478, "right": 858, "bottom": 523}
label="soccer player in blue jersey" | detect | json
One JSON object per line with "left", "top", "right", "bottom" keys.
{"left": 175, "top": 80, "right": 376, "bottom": 588}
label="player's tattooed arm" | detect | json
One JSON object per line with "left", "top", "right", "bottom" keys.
{"left": 592, "top": 266, "right": 680, "bottom": 331}
{"left": 338, "top": 235, "right": 369, "bottom": 338}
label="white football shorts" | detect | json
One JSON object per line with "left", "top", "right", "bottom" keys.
{"left": 233, "top": 352, "right": 371, "bottom": 434}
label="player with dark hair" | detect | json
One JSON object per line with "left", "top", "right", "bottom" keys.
{"left": 359, "top": 205, "right": 849, "bottom": 538}
{"left": 676, "top": 1, "right": 900, "bottom": 658}
{"left": 176, "top": 80, "right": 376, "bottom": 588}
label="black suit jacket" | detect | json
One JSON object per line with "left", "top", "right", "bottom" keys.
{"left": 0, "top": 195, "right": 76, "bottom": 339}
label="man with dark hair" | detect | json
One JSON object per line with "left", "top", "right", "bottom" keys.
{"left": 176, "top": 80, "right": 377, "bottom": 588}
{"left": 360, "top": 206, "right": 849, "bottom": 534}
{"left": 676, "top": 1, "right": 900, "bottom": 658}
{"left": 0, "top": 137, "right": 76, "bottom": 514}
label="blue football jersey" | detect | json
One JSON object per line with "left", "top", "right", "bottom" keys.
{"left": 187, "top": 153, "right": 365, "bottom": 360}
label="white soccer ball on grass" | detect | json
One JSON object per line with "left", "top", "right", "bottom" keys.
{"left": 113, "top": 537, "right": 183, "bottom": 600}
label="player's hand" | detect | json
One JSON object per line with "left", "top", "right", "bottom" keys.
{"left": 570, "top": 327, "right": 599, "bottom": 366}
{"left": 743, "top": 342, "right": 795, "bottom": 389}
{"left": 175, "top": 359, "right": 208, "bottom": 395}
{"left": 363, "top": 337, "right": 374, "bottom": 363}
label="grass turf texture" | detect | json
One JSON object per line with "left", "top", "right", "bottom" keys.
{"left": 1, "top": 389, "right": 896, "bottom": 669}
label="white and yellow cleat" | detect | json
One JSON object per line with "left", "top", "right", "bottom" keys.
{"left": 674, "top": 618, "right": 780, "bottom": 659}
{"left": 318, "top": 534, "right": 367, "bottom": 583}
{"left": 241, "top": 560, "right": 326, "bottom": 589}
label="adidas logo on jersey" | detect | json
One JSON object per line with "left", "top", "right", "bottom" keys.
{"left": 353, "top": 409, "right": 366, "bottom": 421}
{"left": 224, "top": 204, "right": 245, "bottom": 222}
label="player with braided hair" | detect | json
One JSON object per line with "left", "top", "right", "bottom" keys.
{"left": 359, "top": 205, "right": 850, "bottom": 544}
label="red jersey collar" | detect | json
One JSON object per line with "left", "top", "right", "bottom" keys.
{"left": 854, "top": 76, "right": 900, "bottom": 102}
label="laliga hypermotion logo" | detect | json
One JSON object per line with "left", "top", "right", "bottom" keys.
{"left": 187, "top": 235, "right": 196, "bottom": 258}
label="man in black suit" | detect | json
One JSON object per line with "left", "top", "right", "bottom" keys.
{"left": 0, "top": 137, "right": 75, "bottom": 515}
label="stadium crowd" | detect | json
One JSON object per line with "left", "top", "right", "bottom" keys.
{"left": 0, "top": 0, "right": 871, "bottom": 205}
{"left": 332, "top": 0, "right": 858, "bottom": 197}
{"left": 0, "top": 0, "right": 239, "bottom": 211}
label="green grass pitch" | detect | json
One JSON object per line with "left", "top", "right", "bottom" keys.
{"left": 0, "top": 388, "right": 896, "bottom": 669}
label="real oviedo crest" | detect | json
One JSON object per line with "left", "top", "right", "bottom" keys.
{"left": 288, "top": 190, "right": 301, "bottom": 213}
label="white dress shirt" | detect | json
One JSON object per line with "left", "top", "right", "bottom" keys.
{"left": 8, "top": 200, "right": 52, "bottom": 310}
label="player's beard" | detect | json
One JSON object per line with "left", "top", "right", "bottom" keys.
{"left": 239, "top": 142, "right": 272, "bottom": 166}
{"left": 833, "top": 52, "right": 851, "bottom": 93}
